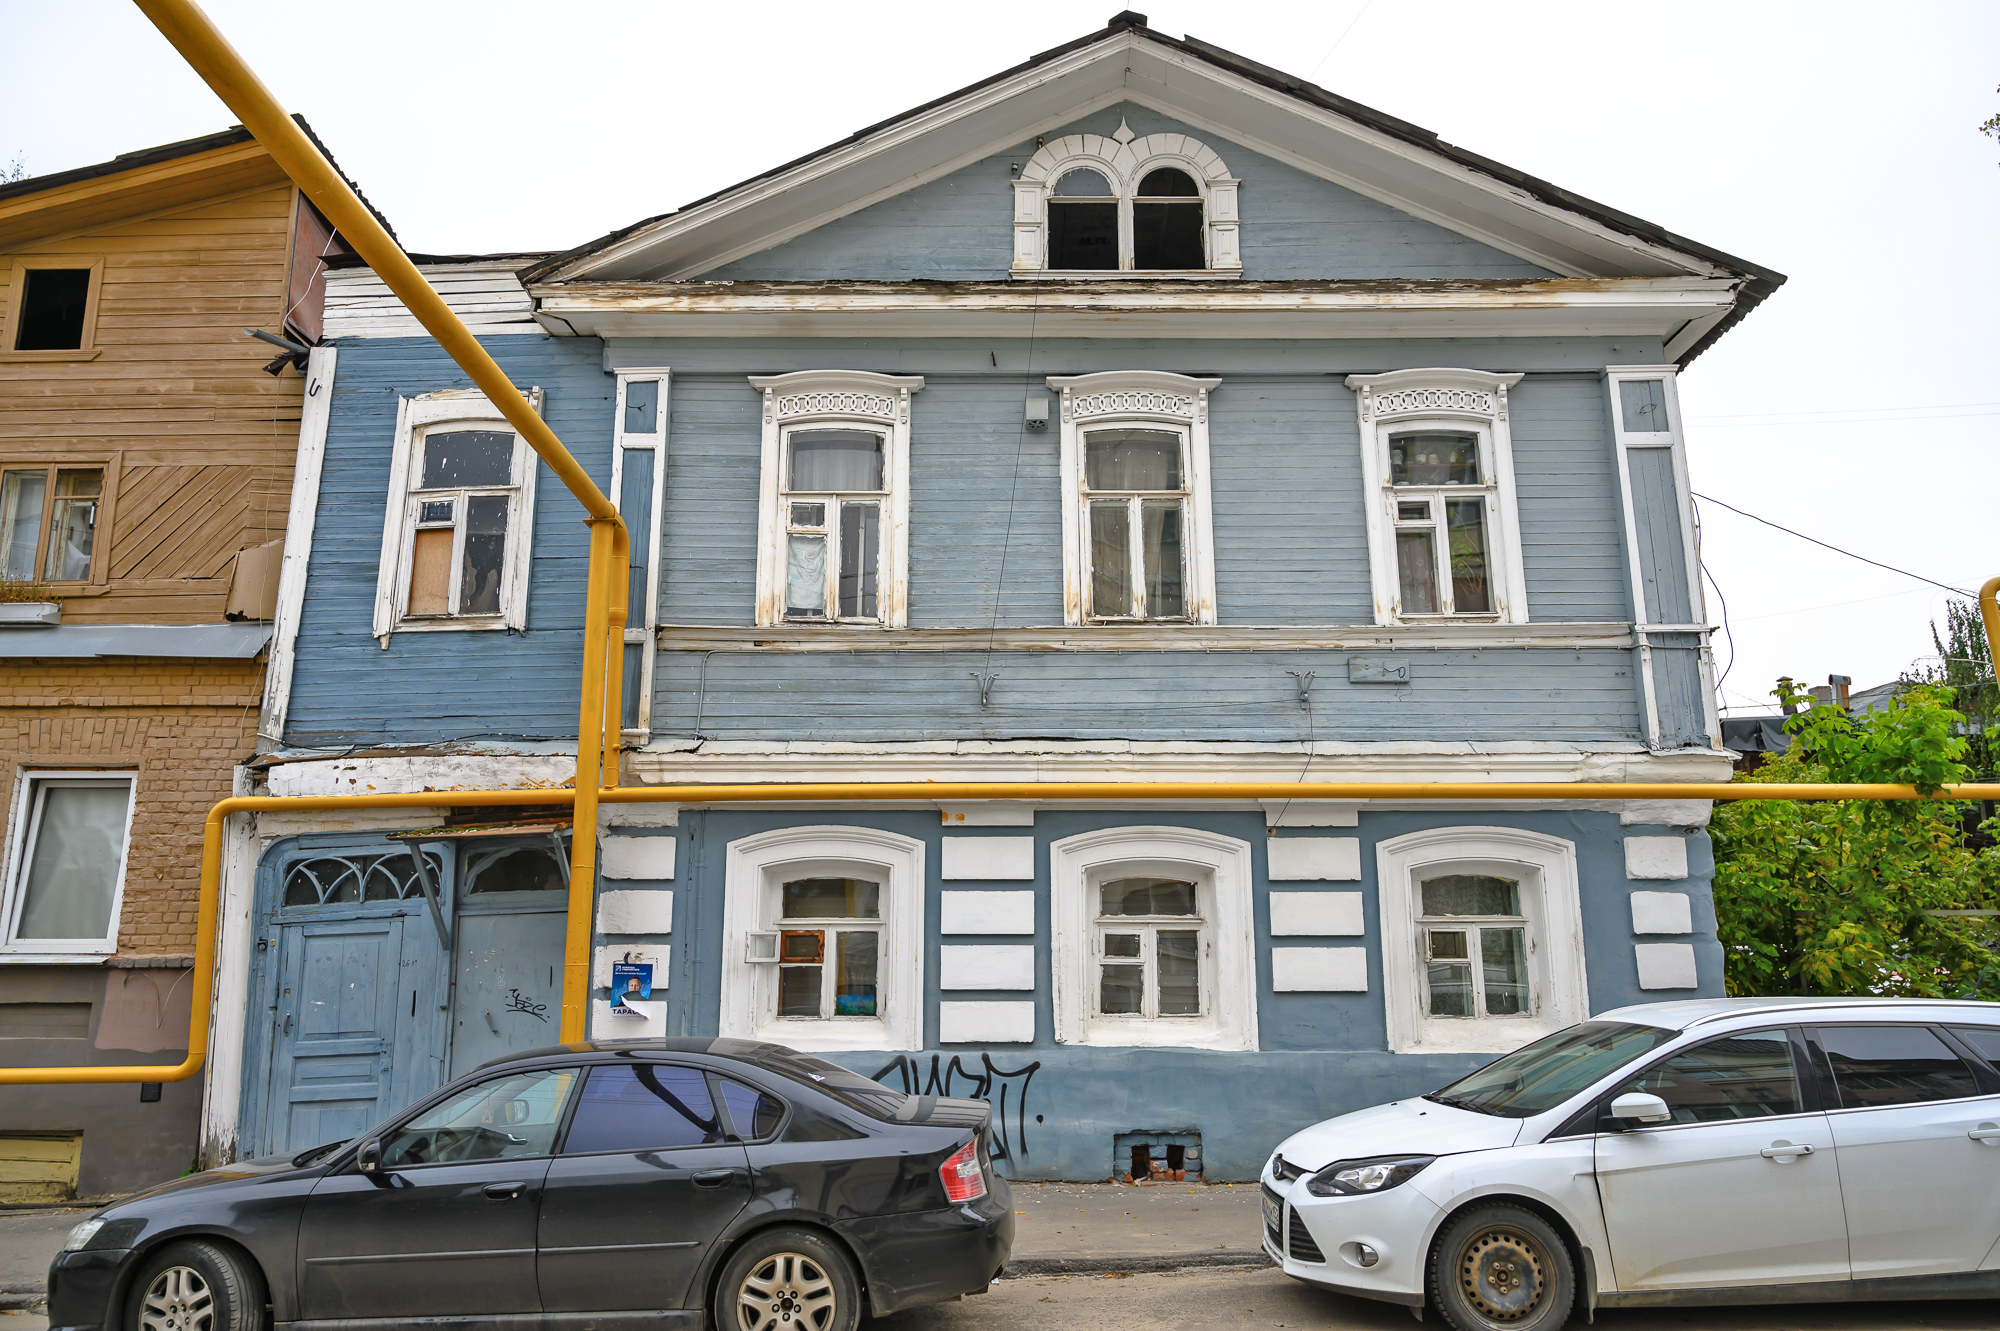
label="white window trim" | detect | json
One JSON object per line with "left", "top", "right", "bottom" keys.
{"left": 611, "top": 368, "right": 669, "bottom": 740}
{"left": 748, "top": 371, "right": 923, "bottom": 629}
{"left": 1345, "top": 368, "right": 1530, "bottom": 627}
{"left": 1050, "top": 826, "right": 1256, "bottom": 1050}
{"left": 720, "top": 825, "right": 925, "bottom": 1051}
{"left": 1375, "top": 826, "right": 1588, "bottom": 1055}
{"left": 1046, "top": 371, "right": 1221, "bottom": 626}
{"left": 1011, "top": 131, "right": 1242, "bottom": 276}
{"left": 372, "top": 387, "right": 544, "bottom": 643}
{"left": 1, "top": 769, "right": 137, "bottom": 961}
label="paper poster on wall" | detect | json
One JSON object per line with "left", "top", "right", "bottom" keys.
{"left": 610, "top": 962, "right": 654, "bottom": 1016}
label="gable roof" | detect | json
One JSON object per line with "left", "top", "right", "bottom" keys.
{"left": 520, "top": 13, "right": 1780, "bottom": 363}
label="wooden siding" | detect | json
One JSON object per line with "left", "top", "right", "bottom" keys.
{"left": 704, "top": 105, "right": 1558, "bottom": 284}
{"left": 321, "top": 264, "right": 539, "bottom": 340}
{"left": 0, "top": 181, "right": 305, "bottom": 623}
{"left": 1510, "top": 376, "right": 1632, "bottom": 622}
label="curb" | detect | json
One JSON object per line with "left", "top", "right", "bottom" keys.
{"left": 1004, "top": 1251, "right": 1274, "bottom": 1277}
{"left": 2, "top": 1290, "right": 48, "bottom": 1311}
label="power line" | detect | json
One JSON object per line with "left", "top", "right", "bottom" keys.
{"left": 1305, "top": 1, "right": 1374, "bottom": 81}
{"left": 1692, "top": 492, "right": 1975, "bottom": 597}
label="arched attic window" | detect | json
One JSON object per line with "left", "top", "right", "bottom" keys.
{"left": 1012, "top": 132, "right": 1241, "bottom": 277}
{"left": 1133, "top": 168, "right": 1203, "bottom": 270}
{"left": 1048, "top": 168, "right": 1118, "bottom": 270}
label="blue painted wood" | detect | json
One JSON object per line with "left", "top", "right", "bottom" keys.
{"left": 1650, "top": 631, "right": 1709, "bottom": 748}
{"left": 1626, "top": 447, "right": 1694, "bottom": 622}
{"left": 266, "top": 916, "right": 404, "bottom": 1154}
{"left": 449, "top": 908, "right": 565, "bottom": 1079}
{"left": 1510, "top": 376, "right": 1632, "bottom": 622}
{"left": 703, "top": 105, "right": 1557, "bottom": 283}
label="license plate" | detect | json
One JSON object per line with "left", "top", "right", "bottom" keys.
{"left": 1261, "top": 1189, "right": 1281, "bottom": 1231}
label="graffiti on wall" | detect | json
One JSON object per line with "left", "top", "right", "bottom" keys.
{"left": 871, "top": 1052, "right": 1041, "bottom": 1163}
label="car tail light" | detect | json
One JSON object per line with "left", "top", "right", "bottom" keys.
{"left": 940, "top": 1140, "right": 986, "bottom": 1203}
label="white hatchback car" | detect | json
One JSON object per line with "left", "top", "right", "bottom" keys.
{"left": 1262, "top": 997, "right": 2000, "bottom": 1331}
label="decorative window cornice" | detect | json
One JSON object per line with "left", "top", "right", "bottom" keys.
{"left": 748, "top": 369, "right": 924, "bottom": 425}
{"left": 1012, "top": 129, "right": 1241, "bottom": 276}
{"left": 1345, "top": 367, "right": 1524, "bottom": 423}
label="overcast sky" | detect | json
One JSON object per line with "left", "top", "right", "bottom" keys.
{"left": 6, "top": 0, "right": 1996, "bottom": 715}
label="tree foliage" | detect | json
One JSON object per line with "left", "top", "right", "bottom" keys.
{"left": 1711, "top": 680, "right": 2000, "bottom": 999}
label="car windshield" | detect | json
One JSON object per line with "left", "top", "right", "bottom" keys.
{"left": 1427, "top": 1021, "right": 1681, "bottom": 1118}
{"left": 713, "top": 1040, "right": 914, "bottom": 1120}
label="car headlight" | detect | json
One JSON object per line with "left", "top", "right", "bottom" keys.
{"left": 61, "top": 1219, "right": 105, "bottom": 1252}
{"left": 1305, "top": 1155, "right": 1435, "bottom": 1198}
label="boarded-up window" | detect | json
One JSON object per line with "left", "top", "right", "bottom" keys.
{"left": 401, "top": 428, "right": 522, "bottom": 620}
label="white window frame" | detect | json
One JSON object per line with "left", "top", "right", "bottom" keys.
{"left": 1375, "top": 826, "right": 1588, "bottom": 1055}
{"left": 372, "top": 387, "right": 543, "bottom": 642}
{"left": 1, "top": 770, "right": 137, "bottom": 960}
{"left": 1346, "top": 368, "right": 1530, "bottom": 626}
{"left": 720, "top": 826, "right": 924, "bottom": 1051}
{"left": 1011, "top": 131, "right": 1241, "bottom": 277}
{"left": 1050, "top": 826, "right": 1256, "bottom": 1050}
{"left": 1047, "top": 372, "right": 1220, "bottom": 626}
{"left": 749, "top": 371, "right": 923, "bottom": 629}
{"left": 611, "top": 368, "right": 669, "bottom": 740}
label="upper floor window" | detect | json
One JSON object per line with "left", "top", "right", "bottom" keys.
{"left": 1013, "top": 129, "right": 1240, "bottom": 277}
{"left": 372, "top": 388, "right": 542, "bottom": 642}
{"left": 2, "top": 772, "right": 136, "bottom": 958}
{"left": 3, "top": 258, "right": 103, "bottom": 359}
{"left": 749, "top": 371, "right": 923, "bottom": 628}
{"left": 1048, "top": 371, "right": 1219, "bottom": 625}
{"left": 1346, "top": 369, "right": 1530, "bottom": 626}
{"left": 1, "top": 465, "right": 103, "bottom": 583}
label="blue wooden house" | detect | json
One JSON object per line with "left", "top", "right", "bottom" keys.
{"left": 206, "top": 14, "right": 1779, "bottom": 1181}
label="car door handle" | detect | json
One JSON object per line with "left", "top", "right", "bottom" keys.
{"left": 692, "top": 1168, "right": 741, "bottom": 1189}
{"left": 1760, "top": 1142, "right": 1813, "bottom": 1159}
{"left": 1969, "top": 1124, "right": 2000, "bottom": 1143}
{"left": 483, "top": 1182, "right": 528, "bottom": 1200}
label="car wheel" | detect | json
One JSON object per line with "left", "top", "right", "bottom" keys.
{"left": 127, "top": 1241, "right": 268, "bottom": 1331}
{"left": 1428, "top": 1204, "right": 1574, "bottom": 1331}
{"left": 713, "top": 1227, "right": 861, "bottom": 1331}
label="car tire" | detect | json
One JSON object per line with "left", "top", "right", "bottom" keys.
{"left": 1428, "top": 1204, "right": 1575, "bottom": 1331}
{"left": 126, "top": 1240, "right": 268, "bottom": 1331}
{"left": 712, "top": 1226, "right": 861, "bottom": 1331}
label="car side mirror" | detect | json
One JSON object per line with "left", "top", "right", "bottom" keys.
{"left": 355, "top": 1139, "right": 383, "bottom": 1175}
{"left": 1608, "top": 1092, "right": 1672, "bottom": 1125}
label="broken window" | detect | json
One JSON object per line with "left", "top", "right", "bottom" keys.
{"left": 401, "top": 426, "right": 522, "bottom": 620}
{"left": 1, "top": 773, "right": 135, "bottom": 955}
{"left": 749, "top": 875, "right": 883, "bottom": 1019}
{"left": 1082, "top": 427, "right": 1188, "bottom": 620}
{"left": 1385, "top": 431, "right": 1493, "bottom": 617}
{"left": 1092, "top": 876, "right": 1205, "bottom": 1019}
{"left": 0, "top": 466, "right": 103, "bottom": 583}
{"left": 1132, "top": 168, "right": 1204, "bottom": 270}
{"left": 781, "top": 427, "right": 885, "bottom": 622}
{"left": 12, "top": 267, "right": 93, "bottom": 351}
{"left": 1416, "top": 873, "right": 1532, "bottom": 1019}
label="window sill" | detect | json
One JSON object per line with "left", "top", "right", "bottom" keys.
{"left": 1010, "top": 269, "right": 1243, "bottom": 281}
{"left": 0, "top": 348, "right": 103, "bottom": 362}
{"left": 0, "top": 951, "right": 115, "bottom": 965}
{"left": 390, "top": 616, "right": 515, "bottom": 634}
{"left": 751, "top": 1018, "right": 901, "bottom": 1053}
{"left": 1396, "top": 1017, "right": 1563, "bottom": 1056}
{"left": 1076, "top": 1019, "right": 1253, "bottom": 1051}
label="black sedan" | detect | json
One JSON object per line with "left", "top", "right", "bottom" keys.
{"left": 47, "top": 1038, "right": 1013, "bottom": 1331}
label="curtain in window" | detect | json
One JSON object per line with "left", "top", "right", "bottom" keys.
{"left": 16, "top": 785, "right": 128, "bottom": 940}
{"left": 788, "top": 430, "right": 884, "bottom": 492}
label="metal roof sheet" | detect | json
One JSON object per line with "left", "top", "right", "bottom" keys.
{"left": 0, "top": 622, "right": 274, "bottom": 659}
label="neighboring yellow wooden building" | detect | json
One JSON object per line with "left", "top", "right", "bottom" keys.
{"left": 0, "top": 123, "right": 380, "bottom": 1197}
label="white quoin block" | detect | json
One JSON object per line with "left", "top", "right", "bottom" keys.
{"left": 600, "top": 835, "right": 675, "bottom": 880}
{"left": 1619, "top": 800, "right": 1710, "bottom": 828}
{"left": 941, "top": 836, "right": 1036, "bottom": 880}
{"left": 1268, "top": 892, "right": 1365, "bottom": 936}
{"left": 1624, "top": 836, "right": 1689, "bottom": 880}
{"left": 1271, "top": 947, "right": 1369, "bottom": 992}
{"left": 592, "top": 998, "right": 667, "bottom": 1039}
{"left": 597, "top": 889, "right": 673, "bottom": 935}
{"left": 1267, "top": 838, "right": 1361, "bottom": 881}
{"left": 592, "top": 946, "right": 668, "bottom": 990}
{"left": 938, "top": 1001, "right": 1035, "bottom": 1044}
{"left": 938, "top": 803, "right": 1035, "bottom": 826}
{"left": 603, "top": 802, "right": 678, "bottom": 828}
{"left": 938, "top": 945, "right": 1036, "bottom": 990}
{"left": 940, "top": 890, "right": 1036, "bottom": 935}
{"left": 1629, "top": 891, "right": 1692, "bottom": 936}
{"left": 1635, "top": 942, "right": 1699, "bottom": 990}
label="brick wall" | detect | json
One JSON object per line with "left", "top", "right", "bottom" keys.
{"left": 1, "top": 658, "right": 264, "bottom": 955}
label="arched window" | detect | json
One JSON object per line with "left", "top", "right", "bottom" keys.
{"left": 1133, "top": 168, "right": 1203, "bottom": 269}
{"left": 1012, "top": 131, "right": 1240, "bottom": 276}
{"left": 1047, "top": 168, "right": 1118, "bottom": 271}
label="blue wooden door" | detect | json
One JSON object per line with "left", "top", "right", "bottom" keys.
{"left": 449, "top": 909, "right": 565, "bottom": 1079}
{"left": 266, "top": 917, "right": 406, "bottom": 1152}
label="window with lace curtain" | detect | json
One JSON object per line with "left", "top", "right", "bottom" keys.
{"left": 1, "top": 772, "right": 135, "bottom": 957}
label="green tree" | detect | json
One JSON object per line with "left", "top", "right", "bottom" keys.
{"left": 1907, "top": 597, "right": 1996, "bottom": 779}
{"left": 1711, "top": 680, "right": 2000, "bottom": 998}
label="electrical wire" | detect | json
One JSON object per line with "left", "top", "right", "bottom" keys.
{"left": 979, "top": 289, "right": 1043, "bottom": 694}
{"left": 1306, "top": 1, "right": 1375, "bottom": 81}
{"left": 1690, "top": 496, "right": 1734, "bottom": 696}
{"left": 1691, "top": 492, "right": 1974, "bottom": 597}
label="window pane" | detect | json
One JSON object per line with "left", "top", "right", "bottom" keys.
{"left": 1100, "top": 878, "right": 1197, "bottom": 916}
{"left": 1048, "top": 200, "right": 1117, "bottom": 269}
{"left": 421, "top": 430, "right": 514, "bottom": 488}
{"left": 785, "top": 533, "right": 826, "bottom": 617}
{"left": 42, "top": 470, "right": 98, "bottom": 581}
{"left": 1427, "top": 929, "right": 1467, "bottom": 960}
{"left": 1427, "top": 962, "right": 1474, "bottom": 1016}
{"left": 1137, "top": 169, "right": 1200, "bottom": 197}
{"left": 787, "top": 429, "right": 883, "bottom": 492}
{"left": 1397, "top": 501, "right": 1429, "bottom": 522}
{"left": 1396, "top": 530, "right": 1439, "bottom": 614}
{"left": 782, "top": 878, "right": 880, "bottom": 918}
{"left": 1618, "top": 1029, "right": 1802, "bottom": 1124}
{"left": 418, "top": 499, "right": 455, "bottom": 524}
{"left": 1947, "top": 1026, "right": 2000, "bottom": 1066}
{"left": 465, "top": 845, "right": 564, "bottom": 893}
{"left": 1389, "top": 432, "right": 1481, "bottom": 485}
{"left": 1, "top": 470, "right": 48, "bottom": 582}
{"left": 1133, "top": 201, "right": 1204, "bottom": 269}
{"left": 1158, "top": 930, "right": 1200, "bottom": 1015}
{"left": 716, "top": 1078, "right": 785, "bottom": 1139}
{"left": 1100, "top": 964, "right": 1144, "bottom": 1014}
{"left": 407, "top": 527, "right": 453, "bottom": 616}
{"left": 15, "top": 269, "right": 91, "bottom": 351}
{"left": 14, "top": 784, "right": 129, "bottom": 941}
{"left": 1421, "top": 874, "right": 1521, "bottom": 917}
{"left": 777, "top": 965, "right": 822, "bottom": 1017}
{"left": 1618, "top": 379, "right": 1671, "bottom": 433}
{"left": 382, "top": 1068, "right": 577, "bottom": 1166}
{"left": 789, "top": 502, "right": 824, "bottom": 528}
{"left": 1821, "top": 1025, "right": 1979, "bottom": 1108}
{"left": 564, "top": 1064, "right": 723, "bottom": 1153}
{"left": 1103, "top": 933, "right": 1140, "bottom": 958}
{"left": 834, "top": 931, "right": 877, "bottom": 1016}
{"left": 1437, "top": 1021, "right": 1683, "bottom": 1118}
{"left": 1480, "top": 928, "right": 1529, "bottom": 1015}
{"left": 623, "top": 380, "right": 660, "bottom": 435}
{"left": 458, "top": 494, "right": 508, "bottom": 615}
{"left": 619, "top": 447, "right": 656, "bottom": 619}
{"left": 1446, "top": 500, "right": 1490, "bottom": 613}
{"left": 838, "top": 501, "right": 879, "bottom": 619}
{"left": 780, "top": 931, "right": 823, "bottom": 962}
{"left": 1089, "top": 501, "right": 1132, "bottom": 617}
{"left": 1053, "top": 168, "right": 1114, "bottom": 197}
{"left": 1085, "top": 429, "right": 1182, "bottom": 491}
{"left": 1141, "top": 500, "right": 1185, "bottom": 618}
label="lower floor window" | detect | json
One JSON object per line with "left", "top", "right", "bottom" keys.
{"left": 1418, "top": 873, "right": 1530, "bottom": 1018}
{"left": 762, "top": 875, "right": 882, "bottom": 1018}
{"left": 3, "top": 772, "right": 135, "bottom": 953}
{"left": 1095, "top": 876, "right": 1203, "bottom": 1017}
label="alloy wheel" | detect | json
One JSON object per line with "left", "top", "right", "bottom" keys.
{"left": 140, "top": 1265, "right": 214, "bottom": 1331}
{"left": 735, "top": 1251, "right": 837, "bottom": 1331}
{"left": 1455, "top": 1225, "right": 1547, "bottom": 1324}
